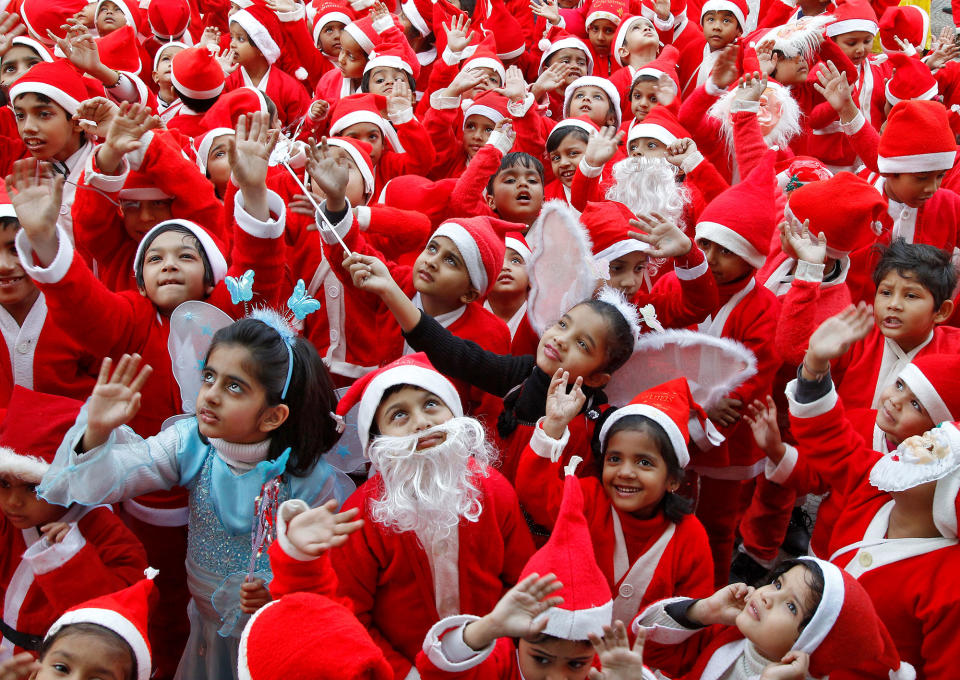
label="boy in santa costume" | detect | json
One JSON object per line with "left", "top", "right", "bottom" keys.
{"left": 326, "top": 354, "right": 535, "bottom": 680}
{"left": 0, "top": 386, "right": 148, "bottom": 664}
{"left": 485, "top": 233, "right": 531, "bottom": 343}
{"left": 165, "top": 45, "right": 227, "bottom": 139}
{"left": 673, "top": 0, "right": 747, "bottom": 98}
{"left": 151, "top": 41, "right": 187, "bottom": 119}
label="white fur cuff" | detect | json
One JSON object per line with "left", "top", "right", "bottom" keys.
{"left": 529, "top": 418, "right": 570, "bottom": 463}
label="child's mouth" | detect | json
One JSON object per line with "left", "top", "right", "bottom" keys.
{"left": 881, "top": 316, "right": 902, "bottom": 329}
{"left": 516, "top": 191, "right": 531, "bottom": 202}
{"left": 416, "top": 432, "right": 445, "bottom": 450}
{"left": 613, "top": 485, "right": 642, "bottom": 496}
{"left": 0, "top": 276, "right": 24, "bottom": 288}
{"left": 543, "top": 343, "right": 561, "bottom": 361}
{"left": 416, "top": 269, "right": 433, "bottom": 283}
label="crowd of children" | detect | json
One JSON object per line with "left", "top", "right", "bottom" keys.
{"left": 0, "top": 0, "right": 959, "bottom": 677}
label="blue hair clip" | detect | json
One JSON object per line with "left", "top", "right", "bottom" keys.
{"left": 226, "top": 270, "right": 255, "bottom": 306}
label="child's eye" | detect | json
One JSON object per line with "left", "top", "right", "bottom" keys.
{"left": 444, "top": 256, "right": 457, "bottom": 266}
{"left": 228, "top": 382, "right": 242, "bottom": 393}
{"left": 201, "top": 371, "right": 214, "bottom": 383}
{"left": 911, "top": 399, "right": 923, "bottom": 412}
{"left": 533, "top": 656, "right": 551, "bottom": 666}
{"left": 787, "top": 601, "right": 798, "bottom": 615}
{"left": 0, "top": 478, "right": 9, "bottom": 489}
{"left": 558, "top": 320, "right": 567, "bottom": 328}
{"left": 773, "top": 578, "right": 782, "bottom": 589}
{"left": 606, "top": 454, "right": 620, "bottom": 464}
{"left": 569, "top": 661, "right": 587, "bottom": 669}
{"left": 577, "top": 338, "right": 587, "bottom": 349}
{"left": 148, "top": 255, "right": 162, "bottom": 263}
{"left": 391, "top": 410, "right": 408, "bottom": 421}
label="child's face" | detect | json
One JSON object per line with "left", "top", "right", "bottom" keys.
{"left": 883, "top": 170, "right": 945, "bottom": 208}
{"left": 516, "top": 637, "right": 595, "bottom": 680}
{"left": 121, "top": 197, "right": 174, "bottom": 241}
{"left": 206, "top": 137, "right": 234, "bottom": 198}
{"left": 0, "top": 223, "right": 39, "bottom": 311}
{"left": 138, "top": 230, "right": 213, "bottom": 315}
{"left": 832, "top": 31, "right": 874, "bottom": 68}
{"left": 1, "top": 45, "right": 44, "bottom": 90}
{"left": 340, "top": 121, "right": 384, "bottom": 166}
{"left": 568, "top": 86, "right": 614, "bottom": 127}
{"left": 317, "top": 21, "right": 345, "bottom": 57}
{"left": 735, "top": 565, "right": 814, "bottom": 662}
{"left": 619, "top": 18, "right": 658, "bottom": 59}
{"left": 152, "top": 45, "right": 184, "bottom": 91}
{"left": 701, "top": 11, "right": 741, "bottom": 50}
{"left": 630, "top": 81, "right": 660, "bottom": 122}
{"left": 606, "top": 250, "right": 648, "bottom": 298}
{"left": 628, "top": 135, "right": 668, "bottom": 159}
{"left": 873, "top": 270, "right": 952, "bottom": 353}
{"left": 587, "top": 18, "right": 617, "bottom": 55}
{"left": 549, "top": 134, "right": 587, "bottom": 187}
{"left": 413, "top": 235, "right": 477, "bottom": 303}
{"left": 772, "top": 54, "right": 809, "bottom": 85}
{"left": 366, "top": 66, "right": 406, "bottom": 98}
{"left": 0, "top": 475, "right": 66, "bottom": 529}
{"left": 876, "top": 377, "right": 935, "bottom": 444}
{"left": 373, "top": 386, "right": 455, "bottom": 445}
{"left": 546, "top": 48, "right": 590, "bottom": 87}
{"left": 490, "top": 247, "right": 529, "bottom": 297}
{"left": 230, "top": 23, "right": 263, "bottom": 68}
{"left": 602, "top": 427, "right": 678, "bottom": 517}
{"left": 37, "top": 631, "right": 134, "bottom": 680}
{"left": 74, "top": 2, "right": 98, "bottom": 28}
{"left": 536, "top": 304, "right": 611, "bottom": 386}
{"left": 463, "top": 114, "right": 496, "bottom": 159}
{"left": 464, "top": 67, "right": 503, "bottom": 100}
{"left": 338, "top": 30, "right": 368, "bottom": 79}
{"left": 197, "top": 343, "right": 287, "bottom": 443}
{"left": 96, "top": 0, "right": 127, "bottom": 35}
{"left": 697, "top": 237, "right": 754, "bottom": 285}
{"left": 14, "top": 93, "right": 83, "bottom": 162}
{"left": 486, "top": 163, "right": 545, "bottom": 225}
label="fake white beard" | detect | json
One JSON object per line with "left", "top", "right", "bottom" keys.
{"left": 869, "top": 428, "right": 960, "bottom": 492}
{"left": 707, "top": 86, "right": 802, "bottom": 160}
{"left": 367, "top": 417, "right": 495, "bottom": 540}
{"left": 605, "top": 156, "right": 688, "bottom": 226}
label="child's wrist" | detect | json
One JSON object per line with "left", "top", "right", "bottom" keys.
{"left": 800, "top": 353, "right": 830, "bottom": 380}
{"left": 541, "top": 415, "right": 569, "bottom": 440}
{"left": 462, "top": 615, "right": 498, "bottom": 651}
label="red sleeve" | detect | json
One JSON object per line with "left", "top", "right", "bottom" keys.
{"left": 70, "top": 166, "right": 134, "bottom": 283}
{"left": 726, "top": 291, "right": 781, "bottom": 407}
{"left": 363, "top": 206, "right": 431, "bottom": 261}
{"left": 424, "top": 103, "right": 464, "bottom": 177}
{"left": 845, "top": 119, "right": 881, "bottom": 173}
{"left": 266, "top": 542, "right": 348, "bottom": 603}
{"left": 448, "top": 145, "right": 501, "bottom": 218}
{"left": 514, "top": 441, "right": 567, "bottom": 530}
{"left": 378, "top": 115, "right": 438, "bottom": 180}
{"left": 678, "top": 86, "right": 725, "bottom": 151}
{"left": 683, "top": 156, "right": 729, "bottom": 204}
{"left": 569, "top": 166, "right": 606, "bottom": 212}
{"left": 278, "top": 16, "right": 329, "bottom": 91}
{"left": 731, "top": 110, "right": 772, "bottom": 180}
{"left": 774, "top": 278, "right": 852, "bottom": 365}
{"left": 644, "top": 247, "right": 720, "bottom": 328}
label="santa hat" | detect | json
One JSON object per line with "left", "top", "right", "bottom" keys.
{"left": 753, "top": 14, "right": 831, "bottom": 60}
{"left": 231, "top": 5, "right": 283, "bottom": 64}
{"left": 375, "top": 174, "right": 456, "bottom": 226}
{"left": 363, "top": 32, "right": 421, "bottom": 80}
{"left": 695, "top": 150, "right": 776, "bottom": 269}
{"left": 519, "top": 461, "right": 612, "bottom": 640}
{"left": 20, "top": 0, "right": 87, "bottom": 47}
{"left": 581, "top": 200, "right": 650, "bottom": 264}
{"left": 7, "top": 36, "right": 55, "bottom": 63}
{"left": 96, "top": 0, "right": 143, "bottom": 33}
{"left": 118, "top": 171, "right": 175, "bottom": 202}
{"left": 563, "top": 76, "right": 623, "bottom": 128}
{"left": 343, "top": 13, "right": 393, "bottom": 56}
{"left": 238, "top": 593, "right": 392, "bottom": 680}
{"left": 784, "top": 172, "right": 886, "bottom": 256}
{"left": 792, "top": 557, "right": 915, "bottom": 680}
{"left": 598, "top": 378, "right": 713, "bottom": 467}
{"left": 195, "top": 127, "right": 235, "bottom": 176}
{"left": 0, "top": 184, "right": 15, "bottom": 220}
{"left": 897, "top": 355, "right": 960, "bottom": 427}
{"left": 9, "top": 60, "right": 88, "bottom": 116}
{"left": 885, "top": 52, "right": 938, "bottom": 106}
{"left": 775, "top": 156, "right": 832, "bottom": 192}
{"left": 700, "top": 0, "right": 748, "bottom": 29}
{"left": 327, "top": 137, "right": 376, "bottom": 198}
{"left": 547, "top": 116, "right": 601, "bottom": 148}
{"left": 200, "top": 86, "right": 269, "bottom": 130}
{"left": 825, "top": 0, "right": 879, "bottom": 37}
{"left": 147, "top": 0, "right": 191, "bottom": 39}
{"left": 97, "top": 25, "right": 143, "bottom": 73}
{"left": 505, "top": 231, "right": 532, "bottom": 261}
{"left": 538, "top": 32, "right": 593, "bottom": 73}
{"left": 627, "top": 106, "right": 688, "bottom": 147}
{"left": 171, "top": 46, "right": 225, "bottom": 99}
{"left": 430, "top": 216, "right": 506, "bottom": 295}
{"left": 46, "top": 575, "right": 157, "bottom": 680}
{"left": 463, "top": 90, "right": 510, "bottom": 128}
{"left": 879, "top": 4, "right": 929, "bottom": 53}
{"left": 133, "top": 219, "right": 229, "bottom": 284}
{"left": 461, "top": 35, "right": 506, "bottom": 85}
{"left": 329, "top": 93, "right": 405, "bottom": 153}
{"left": 401, "top": 0, "right": 434, "bottom": 37}
{"left": 613, "top": 16, "right": 656, "bottom": 67}
{"left": 0, "top": 387, "right": 84, "bottom": 483}
{"left": 628, "top": 45, "right": 681, "bottom": 99}
{"left": 312, "top": 0, "right": 356, "bottom": 45}
{"left": 335, "top": 353, "right": 462, "bottom": 453}
{"left": 152, "top": 40, "right": 187, "bottom": 73}
{"left": 586, "top": 0, "right": 628, "bottom": 28}
{"left": 483, "top": 9, "right": 526, "bottom": 60}
{"left": 878, "top": 100, "right": 956, "bottom": 173}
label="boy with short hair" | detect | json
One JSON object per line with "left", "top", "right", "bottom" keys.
{"left": 674, "top": 0, "right": 747, "bottom": 97}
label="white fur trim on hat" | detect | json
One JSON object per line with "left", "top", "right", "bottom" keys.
{"left": 363, "top": 53, "right": 414, "bottom": 76}
{"left": 538, "top": 37, "right": 594, "bottom": 75}
{"left": 695, "top": 221, "right": 765, "bottom": 269}
{"left": 8, "top": 81, "right": 80, "bottom": 116}
{"left": 344, "top": 21, "right": 375, "bottom": 54}
{"left": 885, "top": 80, "right": 938, "bottom": 106}
{"left": 498, "top": 43, "right": 526, "bottom": 60}
{"left": 325, "top": 138, "right": 375, "bottom": 197}
{"left": 0, "top": 446, "right": 49, "bottom": 482}
{"left": 547, "top": 119, "right": 598, "bottom": 142}
{"left": 614, "top": 16, "right": 654, "bottom": 66}
{"left": 313, "top": 11, "right": 353, "bottom": 45}
{"left": 700, "top": 0, "right": 745, "bottom": 28}
{"left": 463, "top": 57, "right": 506, "bottom": 83}
{"left": 196, "top": 127, "right": 235, "bottom": 176}
{"left": 825, "top": 18, "right": 879, "bottom": 37}
{"left": 170, "top": 54, "right": 225, "bottom": 100}
{"left": 401, "top": 0, "right": 430, "bottom": 36}
{"left": 899, "top": 363, "right": 954, "bottom": 425}
{"left": 563, "top": 76, "right": 622, "bottom": 127}
{"left": 330, "top": 109, "right": 406, "bottom": 153}
{"left": 118, "top": 187, "right": 174, "bottom": 201}
{"left": 47, "top": 607, "right": 151, "bottom": 680}
{"left": 877, "top": 150, "right": 956, "bottom": 173}
{"left": 535, "top": 599, "right": 613, "bottom": 640}
{"left": 505, "top": 236, "right": 532, "bottom": 261}
{"left": 794, "top": 557, "right": 844, "bottom": 655}
{"left": 133, "top": 219, "right": 228, "bottom": 284}
{"left": 434, "top": 222, "right": 486, "bottom": 293}
{"left": 152, "top": 40, "right": 187, "bottom": 74}
{"left": 357, "top": 364, "right": 463, "bottom": 452}
{"left": 598, "top": 403, "right": 690, "bottom": 467}
{"left": 463, "top": 104, "right": 505, "bottom": 127}
{"left": 627, "top": 122, "right": 678, "bottom": 147}
{"left": 231, "top": 9, "right": 281, "bottom": 63}
{"left": 10, "top": 36, "right": 55, "bottom": 63}
{"left": 586, "top": 10, "right": 620, "bottom": 26}
{"left": 595, "top": 238, "right": 651, "bottom": 265}
{"left": 237, "top": 598, "right": 280, "bottom": 680}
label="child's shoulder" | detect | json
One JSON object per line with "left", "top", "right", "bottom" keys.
{"left": 456, "top": 303, "right": 512, "bottom": 348}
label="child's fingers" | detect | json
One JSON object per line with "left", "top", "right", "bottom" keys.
{"left": 632, "top": 625, "right": 646, "bottom": 653}
{"left": 128, "top": 363, "right": 153, "bottom": 395}
{"left": 334, "top": 505, "right": 362, "bottom": 523}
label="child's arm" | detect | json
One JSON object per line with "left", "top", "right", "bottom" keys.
{"left": 667, "top": 138, "right": 729, "bottom": 205}
{"left": 729, "top": 72, "right": 778, "bottom": 181}
{"left": 0, "top": 654, "right": 40, "bottom": 680}
{"left": 812, "top": 61, "right": 880, "bottom": 172}
{"left": 377, "top": 80, "right": 438, "bottom": 179}
{"left": 588, "top": 623, "right": 654, "bottom": 680}
{"left": 570, "top": 127, "right": 622, "bottom": 211}
{"left": 448, "top": 121, "right": 515, "bottom": 218}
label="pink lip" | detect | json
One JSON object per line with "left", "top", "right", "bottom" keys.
{"left": 544, "top": 344, "right": 560, "bottom": 361}
{"left": 416, "top": 433, "right": 444, "bottom": 449}
{"left": 417, "top": 270, "right": 433, "bottom": 282}
{"left": 198, "top": 408, "right": 218, "bottom": 424}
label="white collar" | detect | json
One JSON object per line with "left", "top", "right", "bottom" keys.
{"left": 210, "top": 437, "right": 272, "bottom": 470}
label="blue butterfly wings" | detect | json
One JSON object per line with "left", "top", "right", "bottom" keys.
{"left": 287, "top": 279, "right": 322, "bottom": 320}
{"left": 226, "top": 269, "right": 255, "bottom": 305}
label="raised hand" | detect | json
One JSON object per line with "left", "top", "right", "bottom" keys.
{"left": 98, "top": 101, "right": 162, "bottom": 173}
{"left": 495, "top": 65, "right": 527, "bottom": 102}
{"left": 543, "top": 368, "right": 586, "bottom": 438}
{"left": 744, "top": 396, "right": 786, "bottom": 462}
{"left": 927, "top": 27, "right": 960, "bottom": 71}
{"left": 40, "top": 521, "right": 72, "bottom": 544}
{"left": 307, "top": 137, "right": 350, "bottom": 211}
{"left": 5, "top": 158, "right": 64, "bottom": 263}
{"left": 813, "top": 60, "right": 855, "bottom": 117}
{"left": 342, "top": 252, "right": 397, "bottom": 298}
{"left": 443, "top": 14, "right": 474, "bottom": 54}
{"left": 709, "top": 44, "right": 740, "bottom": 89}
{"left": 529, "top": 0, "right": 561, "bottom": 25}
{"left": 761, "top": 651, "right": 810, "bottom": 680}
{"left": 491, "top": 118, "right": 516, "bottom": 149}
{"left": 587, "top": 623, "right": 646, "bottom": 680}
{"left": 532, "top": 61, "right": 569, "bottom": 98}
{"left": 445, "top": 67, "right": 487, "bottom": 97}
{"left": 387, "top": 77, "right": 414, "bottom": 115}
{"left": 215, "top": 46, "right": 238, "bottom": 75}
{"left": 230, "top": 112, "right": 278, "bottom": 189}
{"left": 286, "top": 499, "right": 364, "bottom": 556}
{"left": 83, "top": 354, "right": 154, "bottom": 452}
{"left": 755, "top": 38, "right": 776, "bottom": 76}
{"left": 0, "top": 653, "right": 41, "bottom": 680}
{"left": 309, "top": 99, "right": 330, "bottom": 121}
{"left": 665, "top": 137, "right": 698, "bottom": 169}
{"left": 805, "top": 302, "right": 873, "bottom": 370}
{"left": 265, "top": 0, "right": 298, "bottom": 13}
{"left": 584, "top": 126, "right": 624, "bottom": 167}
{"left": 74, "top": 96, "right": 120, "bottom": 138}
{"left": 733, "top": 71, "right": 767, "bottom": 103}
{"left": 653, "top": 0, "right": 671, "bottom": 20}
{"left": 781, "top": 217, "right": 825, "bottom": 265}
{"left": 0, "top": 12, "right": 26, "bottom": 58}
{"left": 628, "top": 213, "right": 692, "bottom": 258}
{"left": 690, "top": 582, "right": 755, "bottom": 626}
{"left": 369, "top": 1, "right": 390, "bottom": 24}
{"left": 200, "top": 26, "right": 221, "bottom": 49}
{"left": 463, "top": 573, "right": 564, "bottom": 650}
{"left": 53, "top": 22, "right": 105, "bottom": 77}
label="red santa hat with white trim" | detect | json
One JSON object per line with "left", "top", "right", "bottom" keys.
{"left": 0, "top": 387, "right": 84, "bottom": 483}
{"left": 343, "top": 12, "right": 400, "bottom": 56}
{"left": 463, "top": 90, "right": 511, "bottom": 128}
{"left": 200, "top": 87, "right": 269, "bottom": 130}
{"left": 482, "top": 9, "right": 526, "bottom": 61}
{"left": 581, "top": 200, "right": 651, "bottom": 264}
{"left": 538, "top": 31, "right": 593, "bottom": 73}
{"left": 45, "top": 574, "right": 158, "bottom": 680}
{"left": 628, "top": 45, "right": 681, "bottom": 97}
{"left": 401, "top": 0, "right": 434, "bottom": 37}
{"left": 879, "top": 4, "right": 929, "bottom": 53}
{"left": 695, "top": 150, "right": 776, "bottom": 269}
{"left": 613, "top": 16, "right": 658, "bottom": 67}
{"left": 329, "top": 93, "right": 405, "bottom": 153}
{"left": 20, "top": 0, "right": 87, "bottom": 47}
{"left": 336, "top": 353, "right": 463, "bottom": 454}
{"left": 97, "top": 25, "right": 144, "bottom": 74}
{"left": 825, "top": 0, "right": 879, "bottom": 37}
{"left": 171, "top": 45, "right": 225, "bottom": 100}
{"left": 7, "top": 36, "right": 55, "bottom": 63}
{"left": 505, "top": 231, "right": 532, "bottom": 261}
{"left": 785, "top": 172, "right": 886, "bottom": 256}
{"left": 230, "top": 3, "right": 284, "bottom": 64}
{"left": 897, "top": 355, "right": 960, "bottom": 427}
{"left": 563, "top": 76, "right": 623, "bottom": 127}
{"left": 0, "top": 184, "right": 14, "bottom": 221}
{"left": 133, "top": 219, "right": 229, "bottom": 284}
{"left": 430, "top": 216, "right": 506, "bottom": 296}
{"left": 547, "top": 116, "right": 600, "bottom": 149}
{"left": 118, "top": 171, "right": 176, "bottom": 203}
{"left": 326, "top": 136, "right": 376, "bottom": 198}
{"left": 195, "top": 127, "right": 235, "bottom": 176}
{"left": 878, "top": 100, "right": 956, "bottom": 173}
{"left": 885, "top": 52, "right": 938, "bottom": 106}
{"left": 775, "top": 156, "right": 832, "bottom": 193}
{"left": 8, "top": 60, "right": 89, "bottom": 116}
{"left": 519, "top": 458, "right": 612, "bottom": 640}
{"left": 627, "top": 106, "right": 689, "bottom": 148}
{"left": 95, "top": 0, "right": 144, "bottom": 33}
{"left": 700, "top": 0, "right": 748, "bottom": 29}
{"left": 238, "top": 593, "right": 392, "bottom": 680}
{"left": 311, "top": 0, "right": 356, "bottom": 45}
{"left": 147, "top": 0, "right": 192, "bottom": 39}
{"left": 363, "top": 31, "right": 421, "bottom": 80}
{"left": 586, "top": 0, "right": 628, "bottom": 29}
{"left": 461, "top": 34, "right": 506, "bottom": 84}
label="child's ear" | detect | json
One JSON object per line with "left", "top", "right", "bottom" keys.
{"left": 205, "top": 284, "right": 216, "bottom": 296}
{"left": 934, "top": 298, "right": 955, "bottom": 324}
{"left": 485, "top": 194, "right": 497, "bottom": 211}
{"left": 460, "top": 287, "right": 480, "bottom": 304}
{"left": 259, "top": 404, "right": 290, "bottom": 433}
{"left": 582, "top": 370, "right": 611, "bottom": 388}
{"left": 666, "top": 476, "right": 681, "bottom": 493}
{"left": 617, "top": 45, "right": 630, "bottom": 61}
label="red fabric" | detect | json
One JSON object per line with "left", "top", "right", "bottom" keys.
{"left": 222, "top": 66, "right": 310, "bottom": 127}
{"left": 417, "top": 635, "right": 522, "bottom": 680}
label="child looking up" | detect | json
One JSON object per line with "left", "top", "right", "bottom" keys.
{"left": 564, "top": 76, "right": 622, "bottom": 128}
{"left": 674, "top": 0, "right": 747, "bottom": 97}
{"left": 151, "top": 41, "right": 186, "bottom": 115}
{"left": 485, "top": 233, "right": 532, "bottom": 341}
{"left": 545, "top": 119, "right": 594, "bottom": 201}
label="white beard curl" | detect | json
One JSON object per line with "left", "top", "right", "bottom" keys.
{"left": 367, "top": 417, "right": 496, "bottom": 541}
{"left": 605, "top": 156, "right": 689, "bottom": 227}
{"left": 707, "top": 85, "right": 802, "bottom": 162}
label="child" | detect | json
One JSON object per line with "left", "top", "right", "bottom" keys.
{"left": 152, "top": 41, "right": 187, "bottom": 118}
{"left": 194, "top": 127, "right": 235, "bottom": 199}
{"left": 516, "top": 375, "right": 715, "bottom": 670}
{"left": 620, "top": 46, "right": 681, "bottom": 125}
{"left": 563, "top": 75, "right": 622, "bottom": 129}
{"left": 485, "top": 233, "right": 531, "bottom": 341}
{"left": 544, "top": 118, "right": 595, "bottom": 201}
{"left": 165, "top": 45, "right": 227, "bottom": 138}
{"left": 326, "top": 354, "right": 535, "bottom": 679}
{"left": 532, "top": 33, "right": 594, "bottom": 120}
{"left": 633, "top": 557, "right": 913, "bottom": 679}
{"left": 582, "top": 0, "right": 628, "bottom": 78}
{"left": 0, "top": 36, "right": 53, "bottom": 92}
{"left": 0, "top": 386, "right": 148, "bottom": 662}
{"left": 674, "top": 0, "right": 747, "bottom": 97}
{"left": 37, "top": 314, "right": 352, "bottom": 679}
